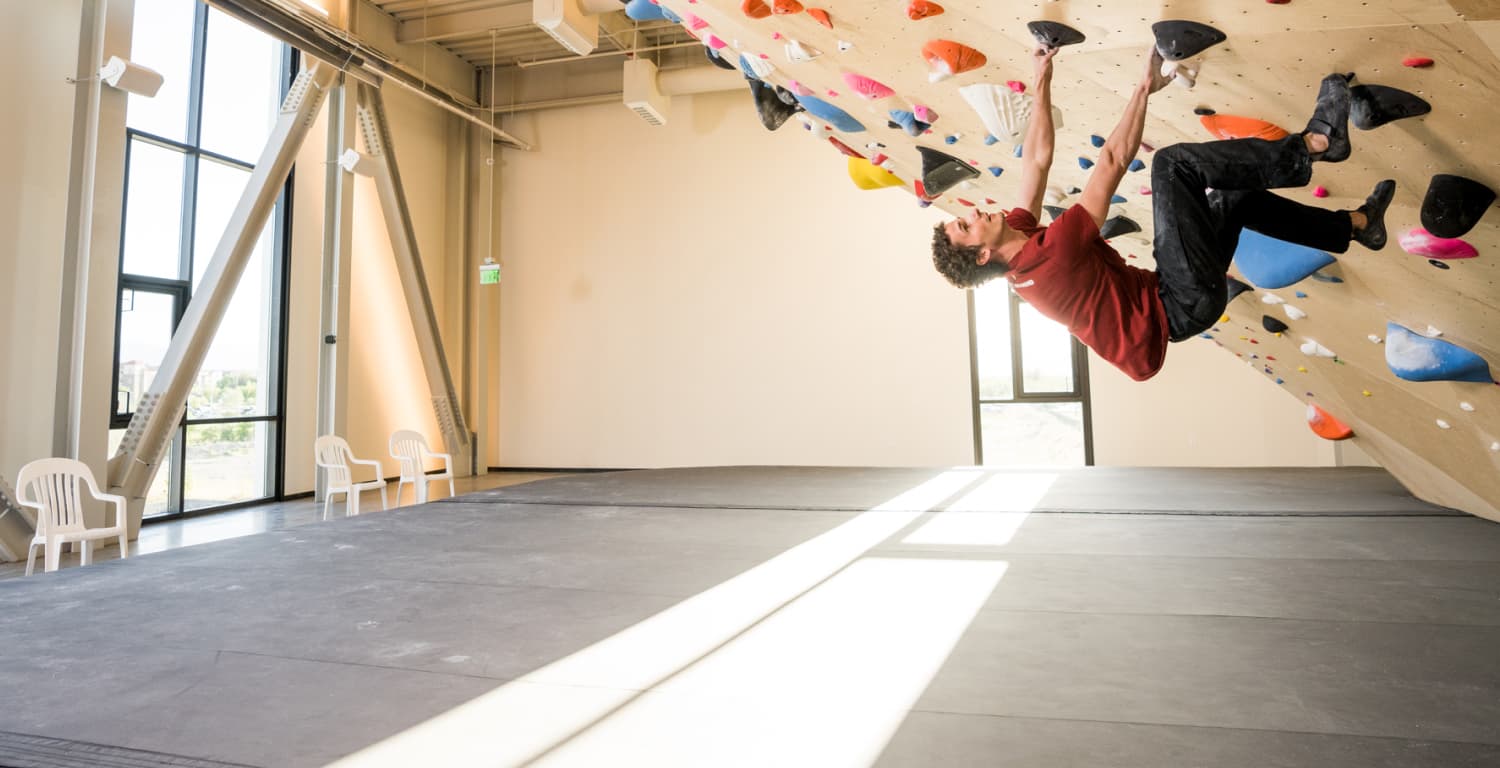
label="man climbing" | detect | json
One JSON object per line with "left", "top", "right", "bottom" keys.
{"left": 930, "top": 47, "right": 1395, "bottom": 382}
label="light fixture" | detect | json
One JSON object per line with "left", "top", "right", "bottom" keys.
{"left": 98, "top": 56, "right": 163, "bottom": 97}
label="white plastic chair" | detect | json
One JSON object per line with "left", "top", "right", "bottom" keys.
{"left": 389, "top": 430, "right": 454, "bottom": 506}
{"left": 314, "top": 435, "right": 388, "bottom": 519}
{"left": 15, "top": 458, "right": 129, "bottom": 576}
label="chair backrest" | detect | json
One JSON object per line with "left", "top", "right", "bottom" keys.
{"left": 314, "top": 435, "right": 354, "bottom": 488}
{"left": 16, "top": 458, "right": 95, "bottom": 536}
{"left": 389, "top": 430, "right": 428, "bottom": 477}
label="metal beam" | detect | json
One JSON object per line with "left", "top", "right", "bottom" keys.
{"left": 396, "top": 4, "right": 532, "bottom": 43}
{"left": 315, "top": 79, "right": 357, "bottom": 501}
{"left": 354, "top": 82, "right": 473, "bottom": 474}
{"left": 107, "top": 62, "right": 339, "bottom": 520}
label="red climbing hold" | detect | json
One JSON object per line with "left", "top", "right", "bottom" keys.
{"left": 1200, "top": 114, "right": 1289, "bottom": 141}
{"left": 1307, "top": 404, "right": 1354, "bottom": 441}
{"left": 907, "top": 0, "right": 943, "bottom": 20}
{"left": 1266, "top": 0, "right": 1290, "bottom": 4}
{"left": 1402, "top": 55, "right": 1434, "bottom": 68}
{"left": 741, "top": 0, "right": 772, "bottom": 18}
{"left": 773, "top": 0, "right": 803, "bottom": 14}
{"left": 957, "top": 198, "right": 976, "bottom": 207}
{"left": 807, "top": 8, "right": 832, "bottom": 28}
{"left": 827, "top": 136, "right": 864, "bottom": 158}
{"left": 1005, "top": 80, "right": 1026, "bottom": 93}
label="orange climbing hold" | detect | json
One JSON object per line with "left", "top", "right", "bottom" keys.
{"left": 773, "top": 0, "right": 803, "bottom": 14}
{"left": 1200, "top": 114, "right": 1290, "bottom": 141}
{"left": 907, "top": 0, "right": 943, "bottom": 20}
{"left": 807, "top": 8, "right": 832, "bottom": 28}
{"left": 742, "top": 0, "right": 772, "bottom": 19}
{"left": 922, "top": 40, "right": 987, "bottom": 78}
{"left": 1306, "top": 404, "right": 1354, "bottom": 441}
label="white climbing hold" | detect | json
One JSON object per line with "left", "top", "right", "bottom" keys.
{"left": 1300, "top": 340, "right": 1336, "bottom": 358}
{"left": 1436, "top": 419, "right": 1451, "bottom": 430}
{"left": 838, "top": 40, "right": 854, "bottom": 52}
{"left": 1461, "top": 402, "right": 1475, "bottom": 412}
{"left": 1491, "top": 442, "right": 1499, "bottom": 452}
{"left": 1424, "top": 325, "right": 1444, "bottom": 337}
{"left": 1261, "top": 293, "right": 1285, "bottom": 305}
{"left": 785, "top": 39, "right": 822, "bottom": 62}
{"left": 1044, "top": 186, "right": 1065, "bottom": 204}
{"left": 958, "top": 84, "right": 1034, "bottom": 143}
{"left": 1284, "top": 305, "right": 1307, "bottom": 320}
{"left": 742, "top": 55, "right": 775, "bottom": 79}
{"left": 1368, "top": 335, "right": 1383, "bottom": 344}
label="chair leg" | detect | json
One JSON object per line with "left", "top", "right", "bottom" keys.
{"left": 25, "top": 543, "right": 38, "bottom": 577}
{"left": 349, "top": 489, "right": 360, "bottom": 517}
{"left": 379, "top": 483, "right": 388, "bottom": 510}
{"left": 394, "top": 479, "right": 406, "bottom": 508}
{"left": 80, "top": 540, "right": 92, "bottom": 566}
{"left": 44, "top": 537, "right": 62, "bottom": 573}
{"left": 119, "top": 534, "right": 129, "bottom": 559}
{"left": 447, "top": 476, "right": 455, "bottom": 499}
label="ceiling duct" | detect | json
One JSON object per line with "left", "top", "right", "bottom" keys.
{"left": 533, "top": 0, "right": 603, "bottom": 56}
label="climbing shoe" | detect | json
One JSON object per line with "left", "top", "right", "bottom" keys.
{"left": 1354, "top": 179, "right": 1396, "bottom": 250}
{"left": 1305, "top": 73, "right": 1352, "bottom": 162}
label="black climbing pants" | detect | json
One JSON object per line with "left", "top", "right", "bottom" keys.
{"left": 1151, "top": 134, "right": 1354, "bottom": 342}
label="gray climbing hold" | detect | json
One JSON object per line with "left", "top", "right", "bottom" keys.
{"left": 1027, "top": 20, "right": 1086, "bottom": 49}
{"left": 1152, "top": 20, "right": 1227, "bottom": 61}
{"left": 1421, "top": 174, "right": 1495, "bottom": 239}
{"left": 1350, "top": 84, "right": 1431, "bottom": 130}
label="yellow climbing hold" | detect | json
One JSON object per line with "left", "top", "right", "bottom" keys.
{"left": 1362, "top": 390, "right": 1372, "bottom": 397}
{"left": 1220, "top": 315, "right": 1230, "bottom": 323}
{"left": 1297, "top": 366, "right": 1308, "bottom": 373}
{"left": 848, "top": 157, "right": 903, "bottom": 189}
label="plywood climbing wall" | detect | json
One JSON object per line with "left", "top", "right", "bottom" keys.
{"left": 655, "top": 0, "right": 1500, "bottom": 520}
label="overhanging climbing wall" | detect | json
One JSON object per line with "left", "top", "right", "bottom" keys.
{"left": 643, "top": 0, "right": 1500, "bottom": 520}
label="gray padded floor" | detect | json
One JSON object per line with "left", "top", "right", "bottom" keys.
{"left": 1, "top": 466, "right": 1497, "bottom": 767}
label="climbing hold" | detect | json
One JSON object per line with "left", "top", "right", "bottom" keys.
{"left": 1385, "top": 322, "right": 1493, "bottom": 383}
{"left": 1262, "top": 315, "right": 1289, "bottom": 334}
{"left": 913, "top": 105, "right": 937, "bottom": 123}
{"left": 1430, "top": 260, "right": 1451, "bottom": 270}
{"left": 684, "top": 12, "right": 709, "bottom": 30}
{"left": 1193, "top": 106, "right": 1216, "bottom": 116}
{"left": 1362, "top": 390, "right": 1372, "bottom": 397}
{"left": 1368, "top": 335, "right": 1383, "bottom": 344}
{"left": 1424, "top": 325, "right": 1444, "bottom": 338}
{"left": 1078, "top": 157, "right": 1095, "bottom": 170}
{"left": 1307, "top": 405, "right": 1355, "bottom": 441}
{"left": 1313, "top": 186, "right": 1329, "bottom": 198}
{"left": 788, "top": 80, "right": 813, "bottom": 96}
{"left": 1200, "top": 115, "right": 1289, "bottom": 141}
{"left": 706, "top": 35, "right": 728, "bottom": 50}
{"left": 1300, "top": 340, "right": 1336, "bottom": 358}
{"left": 1014, "top": 145, "right": 1024, "bottom": 158}
{"left": 1261, "top": 293, "right": 1285, "bottom": 305}
{"left": 1437, "top": 419, "right": 1452, "bottom": 430}
{"left": 1099, "top": 215, "right": 1141, "bottom": 239}
{"left": 785, "top": 39, "right": 822, "bottom": 62}
{"left": 1294, "top": 291, "right": 1307, "bottom": 298}
{"left": 1152, "top": 20, "right": 1227, "bottom": 61}
{"left": 795, "top": 95, "right": 865, "bottom": 132}
{"left": 705, "top": 46, "right": 737, "bottom": 70}
{"left": 956, "top": 198, "right": 976, "bottom": 207}
{"left": 838, "top": 40, "right": 853, "bottom": 53}
{"left": 887, "top": 110, "right": 929, "bottom": 137}
{"left": 1110, "top": 194, "right": 1127, "bottom": 204}
{"left": 922, "top": 40, "right": 988, "bottom": 82}
{"left": 1227, "top": 276, "right": 1253, "bottom": 301}
{"left": 1128, "top": 159, "right": 1146, "bottom": 172}
{"left": 1233, "top": 230, "right": 1336, "bottom": 289}
{"left": 987, "top": 166, "right": 1003, "bottom": 177}
{"left": 916, "top": 146, "right": 981, "bottom": 196}
{"left": 958, "top": 84, "right": 1032, "bottom": 143}
{"left": 773, "top": 0, "right": 803, "bottom": 14}
{"left": 907, "top": 0, "right": 943, "bottom": 20}
{"left": 1461, "top": 401, "right": 1476, "bottom": 412}
{"left": 1026, "top": 20, "right": 1086, "bottom": 49}
{"left": 826, "top": 136, "right": 863, "bottom": 158}
{"left": 1067, "top": 186, "right": 1081, "bottom": 195}
{"left": 1402, "top": 55, "right": 1434, "bottom": 68}
{"left": 1285, "top": 305, "right": 1307, "bottom": 320}
{"left": 748, "top": 80, "right": 801, "bottom": 130}
{"left": 1043, "top": 205, "right": 1067, "bottom": 221}
{"left": 1006, "top": 80, "right": 1026, "bottom": 94}
{"left": 740, "top": 54, "right": 775, "bottom": 80}
{"left": 1420, "top": 174, "right": 1495, "bottom": 239}
{"left": 842, "top": 72, "right": 895, "bottom": 100}
{"left": 944, "top": 135, "right": 958, "bottom": 145}
{"left": 1349, "top": 85, "right": 1431, "bottom": 129}
{"left": 1090, "top": 135, "right": 1106, "bottom": 148}
{"left": 848, "top": 157, "right": 903, "bottom": 190}
{"left": 807, "top": 7, "right": 832, "bottom": 28}
{"left": 1310, "top": 270, "right": 1343, "bottom": 283}
{"left": 983, "top": 134, "right": 998, "bottom": 146}
{"left": 1139, "top": 186, "right": 1152, "bottom": 195}
{"left": 627, "top": 0, "right": 671, "bottom": 21}
{"left": 1399, "top": 227, "right": 1479, "bottom": 259}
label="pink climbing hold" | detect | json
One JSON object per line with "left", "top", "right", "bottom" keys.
{"left": 706, "top": 35, "right": 728, "bottom": 49}
{"left": 1006, "top": 80, "right": 1026, "bottom": 94}
{"left": 1313, "top": 186, "right": 1329, "bottom": 198}
{"left": 826, "top": 89, "right": 839, "bottom": 97}
{"left": 788, "top": 80, "right": 812, "bottom": 96}
{"left": 685, "top": 13, "right": 709, "bottom": 30}
{"left": 772, "top": 32, "right": 783, "bottom": 40}
{"left": 1266, "top": 0, "right": 1290, "bottom": 4}
{"left": 871, "top": 153, "right": 888, "bottom": 165}
{"left": 1139, "top": 186, "right": 1153, "bottom": 196}
{"left": 985, "top": 197, "right": 997, "bottom": 205}
{"left": 1403, "top": 55, "right": 1434, "bottom": 68}
{"left": 842, "top": 73, "right": 894, "bottom": 100}
{"left": 1399, "top": 227, "right": 1479, "bottom": 259}
{"left": 913, "top": 105, "right": 937, "bottom": 123}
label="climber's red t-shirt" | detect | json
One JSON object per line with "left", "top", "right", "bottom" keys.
{"left": 1002, "top": 205, "right": 1169, "bottom": 381}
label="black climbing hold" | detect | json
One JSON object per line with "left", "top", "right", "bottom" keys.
{"left": 748, "top": 79, "right": 801, "bottom": 131}
{"left": 916, "top": 146, "right": 981, "bottom": 196}
{"left": 1193, "top": 106, "right": 1216, "bottom": 116}
{"left": 1026, "top": 20, "right": 1086, "bottom": 49}
{"left": 1349, "top": 84, "right": 1431, "bottom": 130}
{"left": 1429, "top": 259, "right": 1451, "bottom": 270}
{"left": 1262, "top": 315, "right": 1289, "bottom": 334}
{"left": 774, "top": 85, "right": 799, "bottom": 107}
{"left": 1151, "top": 20, "right": 1227, "bottom": 61}
{"left": 705, "top": 46, "right": 737, "bottom": 70}
{"left": 1043, "top": 205, "right": 1067, "bottom": 221}
{"left": 1099, "top": 215, "right": 1141, "bottom": 239}
{"left": 1067, "top": 186, "right": 1082, "bottom": 195}
{"left": 1421, "top": 173, "right": 1496, "bottom": 239}
{"left": 1226, "top": 276, "right": 1253, "bottom": 301}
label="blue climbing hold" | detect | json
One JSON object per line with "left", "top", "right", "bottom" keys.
{"left": 886, "top": 109, "right": 927, "bottom": 137}
{"left": 1079, "top": 157, "right": 1094, "bottom": 169}
{"left": 1199, "top": 333, "right": 1214, "bottom": 340}
{"left": 1295, "top": 291, "right": 1307, "bottom": 298}
{"left": 945, "top": 135, "right": 958, "bottom": 145}
{"left": 738, "top": 55, "right": 762, "bottom": 81}
{"left": 797, "top": 95, "right": 866, "bottom": 132}
{"left": 918, "top": 199, "right": 932, "bottom": 208}
{"left": 1232, "top": 229, "right": 1336, "bottom": 289}
{"left": 1013, "top": 144, "right": 1024, "bottom": 158}
{"left": 1385, "top": 323, "right": 1493, "bottom": 383}
{"left": 984, "top": 134, "right": 998, "bottom": 145}
{"left": 1310, "top": 270, "right": 1343, "bottom": 283}
{"left": 624, "top": 0, "right": 668, "bottom": 21}
{"left": 1128, "top": 158, "right": 1146, "bottom": 172}
{"left": 987, "top": 166, "right": 1004, "bottom": 177}
{"left": 1111, "top": 194, "right": 1127, "bottom": 204}
{"left": 1090, "top": 135, "right": 1105, "bottom": 147}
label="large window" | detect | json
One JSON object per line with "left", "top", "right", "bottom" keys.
{"left": 111, "top": 0, "right": 291, "bottom": 518}
{"left": 970, "top": 283, "right": 1092, "bottom": 466}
